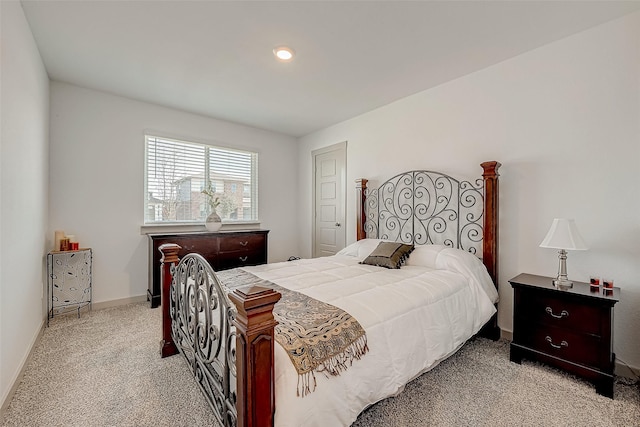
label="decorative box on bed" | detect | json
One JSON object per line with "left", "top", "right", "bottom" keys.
{"left": 158, "top": 161, "right": 501, "bottom": 427}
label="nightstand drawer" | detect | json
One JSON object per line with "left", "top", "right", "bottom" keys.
{"left": 516, "top": 325, "right": 602, "bottom": 369}
{"left": 516, "top": 289, "right": 603, "bottom": 336}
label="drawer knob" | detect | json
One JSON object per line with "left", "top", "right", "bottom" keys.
{"left": 239, "top": 241, "right": 248, "bottom": 247}
{"left": 239, "top": 256, "right": 248, "bottom": 262}
{"left": 545, "top": 336, "right": 568, "bottom": 349}
{"left": 545, "top": 307, "right": 569, "bottom": 319}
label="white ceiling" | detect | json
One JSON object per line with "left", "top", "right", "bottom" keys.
{"left": 21, "top": 1, "right": 640, "bottom": 137}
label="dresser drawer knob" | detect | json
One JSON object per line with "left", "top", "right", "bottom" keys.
{"left": 239, "top": 241, "right": 248, "bottom": 247}
{"left": 545, "top": 336, "right": 568, "bottom": 349}
{"left": 239, "top": 256, "right": 248, "bottom": 262}
{"left": 545, "top": 307, "right": 569, "bottom": 319}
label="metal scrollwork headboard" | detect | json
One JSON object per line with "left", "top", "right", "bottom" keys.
{"left": 362, "top": 170, "right": 484, "bottom": 254}
{"left": 356, "top": 161, "right": 500, "bottom": 285}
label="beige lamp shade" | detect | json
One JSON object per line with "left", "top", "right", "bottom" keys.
{"left": 539, "top": 218, "right": 588, "bottom": 250}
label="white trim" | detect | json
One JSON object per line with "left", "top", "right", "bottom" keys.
{"left": 615, "top": 360, "right": 640, "bottom": 380}
{"left": 91, "top": 295, "right": 148, "bottom": 310}
{"left": 311, "top": 141, "right": 347, "bottom": 258}
{"left": 140, "top": 222, "right": 261, "bottom": 235}
{"left": 1, "top": 320, "right": 44, "bottom": 418}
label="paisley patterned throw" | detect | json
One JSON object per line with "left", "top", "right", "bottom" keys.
{"left": 217, "top": 268, "right": 369, "bottom": 396}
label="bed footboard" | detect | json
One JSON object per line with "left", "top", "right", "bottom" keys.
{"left": 158, "top": 244, "right": 281, "bottom": 427}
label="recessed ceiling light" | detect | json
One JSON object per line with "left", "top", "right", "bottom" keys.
{"left": 273, "top": 46, "right": 295, "bottom": 62}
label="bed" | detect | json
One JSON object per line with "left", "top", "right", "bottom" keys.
{"left": 158, "top": 161, "right": 501, "bottom": 427}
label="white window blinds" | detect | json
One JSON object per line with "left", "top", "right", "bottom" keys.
{"left": 144, "top": 135, "right": 258, "bottom": 224}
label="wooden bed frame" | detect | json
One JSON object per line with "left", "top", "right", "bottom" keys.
{"left": 158, "top": 161, "right": 500, "bottom": 427}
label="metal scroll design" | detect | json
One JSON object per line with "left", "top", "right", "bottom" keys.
{"left": 363, "top": 170, "right": 484, "bottom": 255}
{"left": 170, "top": 254, "right": 237, "bottom": 427}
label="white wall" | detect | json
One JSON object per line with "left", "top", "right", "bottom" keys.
{"left": 0, "top": 0, "right": 50, "bottom": 409}
{"left": 298, "top": 12, "right": 640, "bottom": 368}
{"left": 49, "top": 82, "right": 299, "bottom": 304}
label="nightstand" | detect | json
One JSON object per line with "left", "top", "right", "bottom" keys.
{"left": 47, "top": 248, "right": 93, "bottom": 326}
{"left": 509, "top": 273, "right": 619, "bottom": 398}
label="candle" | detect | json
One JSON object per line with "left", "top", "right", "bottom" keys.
{"left": 54, "top": 230, "right": 64, "bottom": 251}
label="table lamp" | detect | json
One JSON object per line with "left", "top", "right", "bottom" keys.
{"left": 539, "top": 218, "right": 588, "bottom": 289}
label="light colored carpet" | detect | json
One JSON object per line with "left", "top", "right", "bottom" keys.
{"left": 2, "top": 302, "right": 638, "bottom": 426}
{"left": 2, "top": 303, "right": 218, "bottom": 427}
{"left": 351, "top": 339, "right": 640, "bottom": 426}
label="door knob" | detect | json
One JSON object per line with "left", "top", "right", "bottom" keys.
{"left": 335, "top": 222, "right": 341, "bottom": 227}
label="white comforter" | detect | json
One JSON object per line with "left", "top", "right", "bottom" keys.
{"left": 242, "top": 242, "right": 497, "bottom": 427}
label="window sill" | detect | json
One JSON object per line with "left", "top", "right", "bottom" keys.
{"left": 140, "top": 221, "right": 261, "bottom": 235}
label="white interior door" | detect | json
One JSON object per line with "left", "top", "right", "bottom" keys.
{"left": 313, "top": 142, "right": 346, "bottom": 258}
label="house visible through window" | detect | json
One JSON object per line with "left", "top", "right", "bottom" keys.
{"left": 144, "top": 135, "right": 258, "bottom": 224}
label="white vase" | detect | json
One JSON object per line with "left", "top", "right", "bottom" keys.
{"left": 205, "top": 211, "right": 222, "bottom": 231}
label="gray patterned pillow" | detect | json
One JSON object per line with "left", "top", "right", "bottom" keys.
{"left": 360, "top": 242, "right": 415, "bottom": 269}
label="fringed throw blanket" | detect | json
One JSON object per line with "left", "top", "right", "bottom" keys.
{"left": 217, "top": 268, "right": 369, "bottom": 397}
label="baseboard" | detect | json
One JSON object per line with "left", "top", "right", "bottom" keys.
{"left": 1, "top": 294, "right": 148, "bottom": 419}
{"left": 614, "top": 359, "right": 640, "bottom": 381}
{"left": 1, "top": 320, "right": 45, "bottom": 420}
{"left": 499, "top": 328, "right": 639, "bottom": 381}
{"left": 92, "top": 295, "right": 148, "bottom": 310}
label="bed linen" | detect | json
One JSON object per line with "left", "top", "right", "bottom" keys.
{"left": 240, "top": 242, "right": 497, "bottom": 427}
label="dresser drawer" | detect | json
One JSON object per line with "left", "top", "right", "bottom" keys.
{"left": 516, "top": 325, "right": 603, "bottom": 369}
{"left": 218, "top": 234, "right": 266, "bottom": 253}
{"left": 515, "top": 288, "right": 604, "bottom": 336}
{"left": 178, "top": 239, "right": 220, "bottom": 259}
{"left": 217, "top": 251, "right": 266, "bottom": 270}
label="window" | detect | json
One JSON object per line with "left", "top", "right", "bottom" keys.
{"left": 144, "top": 135, "right": 258, "bottom": 224}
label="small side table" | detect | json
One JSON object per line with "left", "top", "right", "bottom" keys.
{"left": 47, "top": 248, "right": 92, "bottom": 326}
{"left": 509, "top": 273, "right": 619, "bottom": 398}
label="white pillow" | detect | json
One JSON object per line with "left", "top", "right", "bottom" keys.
{"left": 435, "top": 248, "right": 499, "bottom": 304}
{"left": 403, "top": 244, "right": 448, "bottom": 268}
{"left": 338, "top": 241, "right": 499, "bottom": 303}
{"left": 336, "top": 239, "right": 388, "bottom": 261}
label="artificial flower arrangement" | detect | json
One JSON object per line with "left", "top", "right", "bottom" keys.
{"left": 201, "top": 181, "right": 221, "bottom": 212}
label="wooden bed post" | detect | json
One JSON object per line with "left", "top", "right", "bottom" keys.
{"left": 479, "top": 161, "right": 501, "bottom": 341}
{"left": 229, "top": 285, "right": 282, "bottom": 427}
{"left": 355, "top": 178, "right": 368, "bottom": 241}
{"left": 159, "top": 243, "right": 180, "bottom": 358}
{"left": 480, "top": 161, "right": 500, "bottom": 286}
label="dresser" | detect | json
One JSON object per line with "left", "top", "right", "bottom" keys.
{"left": 148, "top": 230, "right": 269, "bottom": 308}
{"left": 509, "top": 273, "right": 619, "bottom": 398}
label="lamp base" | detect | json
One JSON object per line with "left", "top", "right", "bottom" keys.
{"left": 552, "top": 249, "right": 573, "bottom": 290}
{"left": 553, "top": 278, "right": 573, "bottom": 290}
